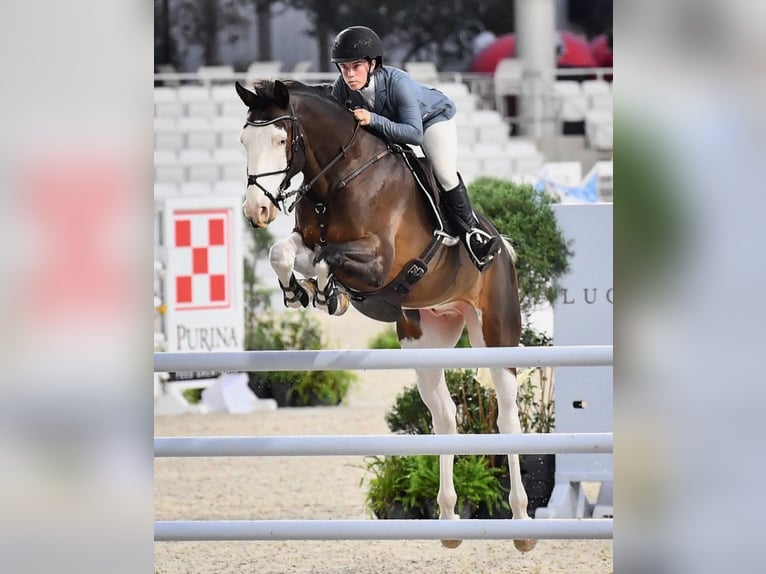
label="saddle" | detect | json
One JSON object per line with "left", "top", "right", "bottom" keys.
{"left": 338, "top": 144, "right": 460, "bottom": 322}
{"left": 388, "top": 144, "right": 461, "bottom": 243}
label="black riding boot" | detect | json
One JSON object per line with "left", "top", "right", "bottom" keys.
{"left": 442, "top": 175, "right": 501, "bottom": 271}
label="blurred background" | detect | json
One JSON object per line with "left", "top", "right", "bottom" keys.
{"left": 3, "top": 0, "right": 766, "bottom": 572}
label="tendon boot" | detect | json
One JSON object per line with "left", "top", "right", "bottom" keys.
{"left": 442, "top": 175, "right": 501, "bottom": 271}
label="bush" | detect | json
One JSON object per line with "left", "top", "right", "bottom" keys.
{"left": 246, "top": 309, "right": 357, "bottom": 406}
{"left": 469, "top": 177, "right": 572, "bottom": 317}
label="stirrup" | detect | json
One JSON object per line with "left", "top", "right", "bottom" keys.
{"left": 434, "top": 229, "right": 460, "bottom": 247}
{"left": 465, "top": 229, "right": 501, "bottom": 271}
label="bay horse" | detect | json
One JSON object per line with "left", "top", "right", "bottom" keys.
{"left": 235, "top": 79, "right": 534, "bottom": 551}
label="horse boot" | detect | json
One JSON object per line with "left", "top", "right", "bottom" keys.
{"left": 442, "top": 175, "right": 501, "bottom": 271}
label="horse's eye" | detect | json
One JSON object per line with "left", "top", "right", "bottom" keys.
{"left": 280, "top": 139, "right": 287, "bottom": 146}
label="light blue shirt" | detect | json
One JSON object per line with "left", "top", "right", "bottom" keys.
{"left": 332, "top": 65, "right": 456, "bottom": 146}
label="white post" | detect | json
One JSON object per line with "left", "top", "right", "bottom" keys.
{"left": 515, "top": 0, "right": 557, "bottom": 137}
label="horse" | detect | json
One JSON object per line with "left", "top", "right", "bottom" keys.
{"left": 235, "top": 79, "right": 534, "bottom": 551}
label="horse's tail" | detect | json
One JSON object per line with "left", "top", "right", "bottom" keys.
{"left": 501, "top": 236, "right": 517, "bottom": 263}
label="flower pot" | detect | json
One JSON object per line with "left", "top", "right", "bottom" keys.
{"left": 520, "top": 453, "right": 555, "bottom": 517}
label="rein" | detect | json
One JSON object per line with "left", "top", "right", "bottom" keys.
{"left": 246, "top": 109, "right": 385, "bottom": 215}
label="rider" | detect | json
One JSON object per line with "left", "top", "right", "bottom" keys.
{"left": 330, "top": 26, "right": 501, "bottom": 271}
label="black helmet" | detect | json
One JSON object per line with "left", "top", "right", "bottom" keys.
{"left": 331, "top": 26, "right": 384, "bottom": 65}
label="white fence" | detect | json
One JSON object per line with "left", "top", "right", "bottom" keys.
{"left": 154, "top": 345, "right": 614, "bottom": 542}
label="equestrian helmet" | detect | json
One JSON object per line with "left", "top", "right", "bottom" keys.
{"left": 331, "top": 26, "right": 384, "bottom": 65}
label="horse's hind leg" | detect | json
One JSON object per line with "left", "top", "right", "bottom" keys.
{"left": 468, "top": 259, "right": 537, "bottom": 553}
{"left": 397, "top": 308, "right": 465, "bottom": 549}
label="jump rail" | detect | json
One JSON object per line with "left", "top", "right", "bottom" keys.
{"left": 155, "top": 345, "right": 615, "bottom": 542}
{"left": 155, "top": 518, "right": 614, "bottom": 541}
{"left": 154, "top": 345, "right": 613, "bottom": 372}
{"left": 155, "top": 432, "right": 613, "bottom": 458}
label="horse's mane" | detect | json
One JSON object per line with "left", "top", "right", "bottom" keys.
{"left": 251, "top": 79, "right": 346, "bottom": 113}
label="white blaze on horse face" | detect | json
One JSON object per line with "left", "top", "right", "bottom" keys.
{"left": 240, "top": 124, "right": 288, "bottom": 227}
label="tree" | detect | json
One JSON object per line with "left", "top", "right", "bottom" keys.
{"left": 285, "top": 0, "right": 514, "bottom": 72}
{"left": 175, "top": 0, "right": 250, "bottom": 66}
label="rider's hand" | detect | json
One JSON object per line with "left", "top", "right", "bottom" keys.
{"left": 352, "top": 108, "right": 371, "bottom": 126}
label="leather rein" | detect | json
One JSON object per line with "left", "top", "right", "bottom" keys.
{"left": 244, "top": 106, "right": 389, "bottom": 216}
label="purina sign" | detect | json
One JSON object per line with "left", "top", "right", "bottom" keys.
{"left": 161, "top": 196, "right": 244, "bottom": 357}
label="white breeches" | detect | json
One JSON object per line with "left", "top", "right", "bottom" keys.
{"left": 421, "top": 117, "right": 459, "bottom": 190}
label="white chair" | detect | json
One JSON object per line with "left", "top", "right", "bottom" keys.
{"left": 291, "top": 60, "right": 313, "bottom": 77}
{"left": 246, "top": 60, "right": 283, "bottom": 83}
{"left": 539, "top": 161, "right": 583, "bottom": 187}
{"left": 469, "top": 110, "right": 510, "bottom": 144}
{"left": 553, "top": 81, "right": 588, "bottom": 122}
{"left": 180, "top": 182, "right": 214, "bottom": 196}
{"left": 585, "top": 110, "right": 613, "bottom": 151}
{"left": 493, "top": 58, "right": 524, "bottom": 117}
{"left": 473, "top": 142, "right": 514, "bottom": 179}
{"left": 213, "top": 148, "right": 246, "bottom": 181}
{"left": 594, "top": 160, "right": 613, "bottom": 201}
{"left": 179, "top": 149, "right": 218, "bottom": 182}
{"left": 154, "top": 150, "right": 184, "bottom": 183}
{"left": 435, "top": 82, "right": 479, "bottom": 112}
{"left": 154, "top": 182, "right": 179, "bottom": 199}
{"left": 581, "top": 80, "right": 612, "bottom": 111}
{"left": 197, "top": 65, "right": 236, "bottom": 85}
{"left": 212, "top": 116, "right": 244, "bottom": 148}
{"left": 504, "top": 140, "right": 544, "bottom": 177}
{"left": 214, "top": 180, "right": 243, "bottom": 196}
{"left": 178, "top": 86, "right": 214, "bottom": 117}
{"left": 404, "top": 61, "right": 439, "bottom": 85}
{"left": 179, "top": 117, "right": 217, "bottom": 150}
{"left": 154, "top": 87, "right": 183, "bottom": 118}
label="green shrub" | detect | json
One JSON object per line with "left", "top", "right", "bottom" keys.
{"left": 246, "top": 309, "right": 357, "bottom": 406}
{"left": 469, "top": 177, "right": 572, "bottom": 316}
{"left": 363, "top": 454, "right": 506, "bottom": 519}
{"left": 385, "top": 369, "right": 498, "bottom": 436}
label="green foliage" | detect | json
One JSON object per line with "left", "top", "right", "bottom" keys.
{"left": 368, "top": 327, "right": 470, "bottom": 350}
{"left": 246, "top": 309, "right": 357, "bottom": 406}
{"left": 363, "top": 454, "right": 506, "bottom": 518}
{"left": 367, "top": 327, "right": 400, "bottom": 350}
{"left": 385, "top": 369, "right": 498, "bottom": 436}
{"left": 468, "top": 177, "right": 573, "bottom": 316}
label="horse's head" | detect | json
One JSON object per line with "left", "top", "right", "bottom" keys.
{"left": 235, "top": 80, "right": 302, "bottom": 228}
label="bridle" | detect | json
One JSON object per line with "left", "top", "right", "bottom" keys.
{"left": 244, "top": 104, "right": 363, "bottom": 214}
{"left": 244, "top": 105, "right": 305, "bottom": 213}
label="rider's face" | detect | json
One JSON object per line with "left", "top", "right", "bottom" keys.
{"left": 339, "top": 59, "right": 373, "bottom": 91}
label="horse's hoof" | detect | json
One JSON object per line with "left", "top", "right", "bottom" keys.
{"left": 299, "top": 278, "right": 318, "bottom": 301}
{"left": 441, "top": 539, "right": 462, "bottom": 549}
{"left": 513, "top": 539, "right": 537, "bottom": 553}
{"left": 332, "top": 293, "right": 350, "bottom": 316}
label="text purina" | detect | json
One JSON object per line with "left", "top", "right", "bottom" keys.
{"left": 560, "top": 288, "right": 613, "bottom": 305}
{"left": 177, "top": 325, "right": 239, "bottom": 351}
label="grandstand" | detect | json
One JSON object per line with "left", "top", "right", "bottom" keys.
{"left": 153, "top": 62, "right": 612, "bottom": 200}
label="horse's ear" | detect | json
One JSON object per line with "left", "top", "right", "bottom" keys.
{"left": 235, "top": 81, "right": 258, "bottom": 109}
{"left": 273, "top": 80, "right": 290, "bottom": 109}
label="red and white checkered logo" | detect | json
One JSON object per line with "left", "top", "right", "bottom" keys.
{"left": 172, "top": 209, "right": 231, "bottom": 310}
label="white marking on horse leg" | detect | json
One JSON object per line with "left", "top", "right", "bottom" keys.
{"left": 492, "top": 365, "right": 537, "bottom": 551}
{"left": 269, "top": 232, "right": 313, "bottom": 309}
{"left": 400, "top": 309, "right": 465, "bottom": 541}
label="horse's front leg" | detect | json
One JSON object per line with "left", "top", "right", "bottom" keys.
{"left": 312, "top": 236, "right": 387, "bottom": 315}
{"left": 491, "top": 366, "right": 537, "bottom": 553}
{"left": 269, "top": 232, "right": 316, "bottom": 309}
{"left": 313, "top": 236, "right": 388, "bottom": 288}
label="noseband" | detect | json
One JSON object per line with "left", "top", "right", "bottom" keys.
{"left": 245, "top": 106, "right": 363, "bottom": 214}
{"left": 244, "top": 106, "right": 305, "bottom": 213}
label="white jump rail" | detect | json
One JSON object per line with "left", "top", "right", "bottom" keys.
{"left": 156, "top": 518, "right": 613, "bottom": 541}
{"left": 155, "top": 345, "right": 614, "bottom": 542}
{"left": 154, "top": 344, "right": 613, "bottom": 372}
{"left": 155, "top": 432, "right": 613, "bottom": 458}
